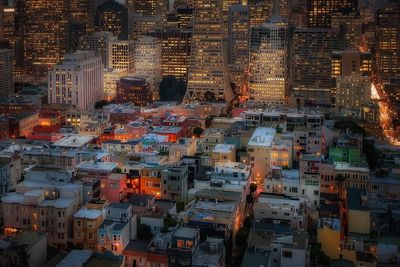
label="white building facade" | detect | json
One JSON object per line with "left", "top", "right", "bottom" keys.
{"left": 48, "top": 51, "right": 103, "bottom": 109}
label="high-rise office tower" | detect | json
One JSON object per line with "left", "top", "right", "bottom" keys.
{"left": 48, "top": 51, "right": 104, "bottom": 109}
{"left": 69, "top": 0, "right": 97, "bottom": 51}
{"left": 0, "top": 2, "right": 24, "bottom": 76}
{"left": 23, "top": 0, "right": 70, "bottom": 76}
{"left": 228, "top": 4, "right": 250, "bottom": 90}
{"left": 166, "top": 6, "right": 195, "bottom": 30}
{"left": 148, "top": 29, "right": 192, "bottom": 81}
{"left": 288, "top": 0, "right": 308, "bottom": 28}
{"left": 249, "top": 1, "right": 288, "bottom": 105}
{"left": 95, "top": 0, "right": 128, "bottom": 40}
{"left": 128, "top": 0, "right": 168, "bottom": 39}
{"left": 249, "top": 0, "right": 273, "bottom": 27}
{"left": 307, "top": 0, "right": 358, "bottom": 28}
{"left": 185, "top": 0, "right": 234, "bottom": 102}
{"left": 375, "top": 4, "right": 400, "bottom": 83}
{"left": 291, "top": 28, "right": 340, "bottom": 107}
{"left": 108, "top": 40, "right": 135, "bottom": 73}
{"left": 0, "top": 49, "right": 13, "bottom": 96}
{"left": 331, "top": 12, "right": 362, "bottom": 51}
{"left": 79, "top": 31, "right": 117, "bottom": 68}
{"left": 134, "top": 36, "right": 162, "bottom": 100}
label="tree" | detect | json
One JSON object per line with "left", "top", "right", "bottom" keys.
{"left": 250, "top": 183, "right": 257, "bottom": 193}
{"left": 333, "top": 118, "right": 366, "bottom": 135}
{"left": 162, "top": 214, "right": 177, "bottom": 233}
{"left": 192, "top": 127, "right": 204, "bottom": 137}
{"left": 235, "top": 226, "right": 249, "bottom": 246}
{"left": 176, "top": 201, "right": 185, "bottom": 213}
{"left": 363, "top": 140, "right": 380, "bottom": 169}
{"left": 204, "top": 91, "right": 216, "bottom": 102}
{"left": 335, "top": 174, "right": 346, "bottom": 200}
{"left": 159, "top": 76, "right": 187, "bottom": 102}
{"left": 137, "top": 224, "right": 153, "bottom": 241}
{"left": 95, "top": 100, "right": 109, "bottom": 109}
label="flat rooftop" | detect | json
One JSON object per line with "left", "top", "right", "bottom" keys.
{"left": 76, "top": 161, "right": 117, "bottom": 172}
{"left": 248, "top": 127, "right": 276, "bottom": 147}
{"left": 53, "top": 135, "right": 95, "bottom": 148}
{"left": 173, "top": 227, "right": 199, "bottom": 239}
{"left": 74, "top": 208, "right": 103, "bottom": 220}
{"left": 213, "top": 144, "right": 235, "bottom": 153}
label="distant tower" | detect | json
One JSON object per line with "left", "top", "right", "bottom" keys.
{"left": 249, "top": 0, "right": 288, "bottom": 106}
{"left": 185, "top": 0, "right": 234, "bottom": 102}
{"left": 95, "top": 0, "right": 128, "bottom": 40}
{"left": 23, "top": 0, "right": 71, "bottom": 76}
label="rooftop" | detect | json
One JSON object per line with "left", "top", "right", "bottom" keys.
{"left": 173, "top": 227, "right": 199, "bottom": 239}
{"left": 74, "top": 208, "right": 103, "bottom": 220}
{"left": 248, "top": 127, "right": 276, "bottom": 147}
{"left": 57, "top": 250, "right": 93, "bottom": 267}
{"left": 76, "top": 161, "right": 117, "bottom": 172}
{"left": 212, "top": 144, "right": 236, "bottom": 153}
{"left": 53, "top": 135, "right": 95, "bottom": 148}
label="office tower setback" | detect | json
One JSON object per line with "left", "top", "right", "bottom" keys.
{"left": 108, "top": 40, "right": 135, "bottom": 73}
{"left": 134, "top": 36, "right": 162, "bottom": 100}
{"left": 79, "top": 31, "right": 117, "bottom": 68}
{"left": 249, "top": 1, "right": 288, "bottom": 105}
{"left": 228, "top": 4, "right": 250, "bottom": 89}
{"left": 95, "top": 0, "right": 128, "bottom": 40}
{"left": 185, "top": 0, "right": 234, "bottom": 102}
{"left": 149, "top": 29, "right": 192, "bottom": 81}
{"left": 0, "top": 49, "right": 13, "bottom": 96}
{"left": 291, "top": 28, "right": 340, "bottom": 107}
{"left": 307, "top": 0, "right": 358, "bottom": 28}
{"left": 48, "top": 51, "right": 104, "bottom": 109}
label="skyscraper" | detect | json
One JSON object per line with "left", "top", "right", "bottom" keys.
{"left": 79, "top": 31, "right": 117, "bottom": 68}
{"left": 185, "top": 0, "right": 234, "bottom": 102}
{"left": 148, "top": 29, "right": 192, "bottom": 81}
{"left": 95, "top": 0, "right": 128, "bottom": 40}
{"left": 0, "top": 49, "right": 13, "bottom": 96}
{"left": 134, "top": 36, "right": 162, "bottom": 100}
{"left": 249, "top": 1, "right": 288, "bottom": 105}
{"left": 48, "top": 51, "right": 104, "bottom": 109}
{"left": 307, "top": 0, "right": 358, "bottom": 28}
{"left": 108, "top": 40, "right": 135, "bottom": 73}
{"left": 375, "top": 4, "right": 400, "bottom": 83}
{"left": 228, "top": 4, "right": 250, "bottom": 89}
{"left": 0, "top": 3, "right": 24, "bottom": 76}
{"left": 249, "top": 0, "right": 273, "bottom": 27}
{"left": 128, "top": 0, "right": 168, "bottom": 39}
{"left": 23, "top": 0, "right": 70, "bottom": 76}
{"left": 69, "top": 0, "right": 97, "bottom": 51}
{"left": 291, "top": 28, "right": 340, "bottom": 107}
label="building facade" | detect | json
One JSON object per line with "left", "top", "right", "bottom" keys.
{"left": 48, "top": 51, "right": 104, "bottom": 109}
